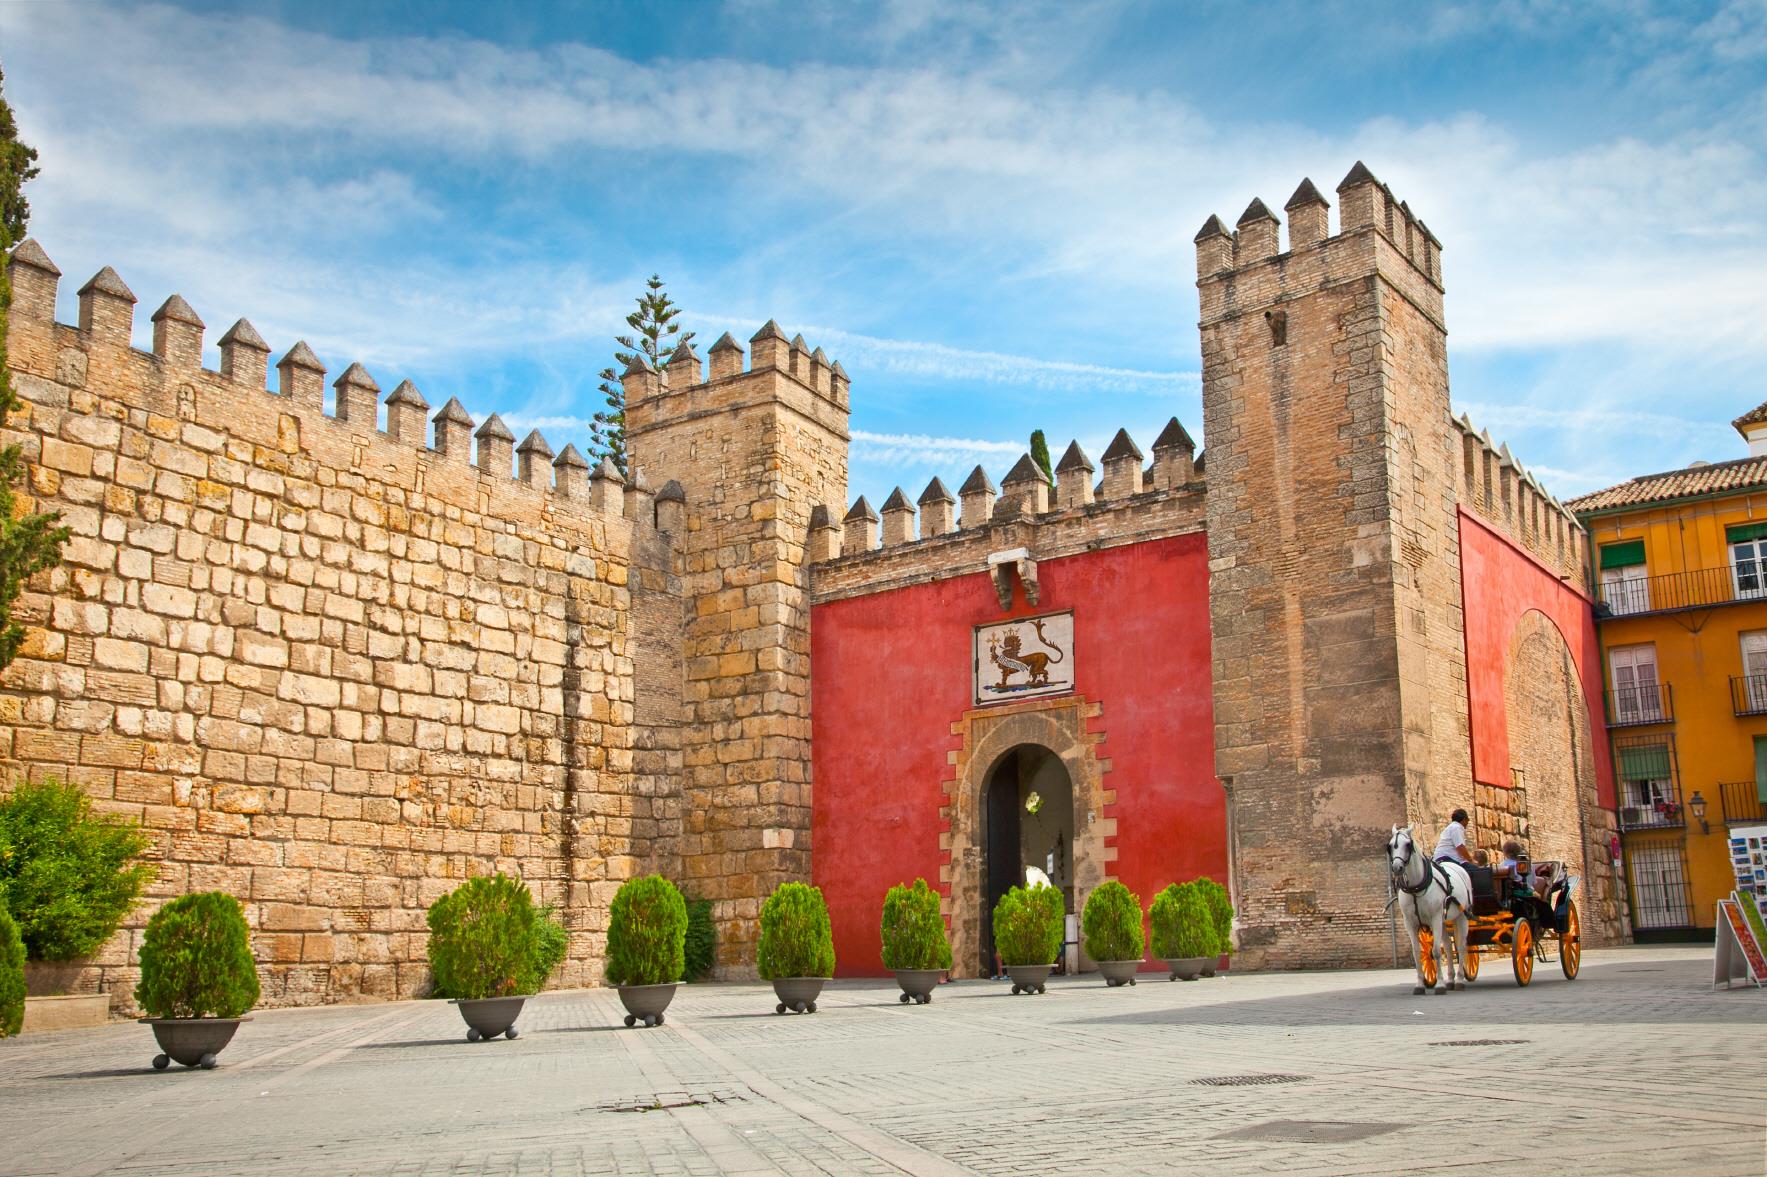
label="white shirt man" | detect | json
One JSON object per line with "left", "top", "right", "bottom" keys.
{"left": 1433, "top": 809, "right": 1472, "bottom": 863}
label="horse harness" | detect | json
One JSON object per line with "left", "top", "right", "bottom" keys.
{"left": 1392, "top": 836, "right": 1465, "bottom": 913}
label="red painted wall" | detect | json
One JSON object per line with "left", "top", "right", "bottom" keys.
{"left": 810, "top": 534, "right": 1222, "bottom": 976}
{"left": 1459, "top": 510, "right": 1616, "bottom": 806}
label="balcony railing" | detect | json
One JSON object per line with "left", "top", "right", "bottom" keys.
{"left": 1719, "top": 780, "right": 1767, "bottom": 825}
{"left": 1598, "top": 565, "right": 1767, "bottom": 617}
{"left": 1732, "top": 675, "right": 1767, "bottom": 717}
{"left": 1605, "top": 683, "right": 1672, "bottom": 727}
{"left": 1619, "top": 797, "right": 1685, "bottom": 832}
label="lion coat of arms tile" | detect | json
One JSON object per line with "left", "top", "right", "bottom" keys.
{"left": 973, "top": 612, "right": 1075, "bottom": 706}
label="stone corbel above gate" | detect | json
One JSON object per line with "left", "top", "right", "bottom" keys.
{"left": 987, "top": 546, "right": 1038, "bottom": 610}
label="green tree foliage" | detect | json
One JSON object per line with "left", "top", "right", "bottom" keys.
{"left": 1029, "top": 429, "right": 1055, "bottom": 489}
{"left": 1150, "top": 882, "right": 1219, "bottom": 960}
{"left": 756, "top": 881, "right": 834, "bottom": 980}
{"left": 0, "top": 70, "right": 69, "bottom": 672}
{"left": 683, "top": 895, "right": 715, "bottom": 981}
{"left": 1193, "top": 877, "right": 1234, "bottom": 955}
{"left": 991, "top": 883, "right": 1064, "bottom": 966}
{"left": 426, "top": 874, "right": 544, "bottom": 1000}
{"left": 879, "top": 878, "right": 952, "bottom": 971}
{"left": 530, "top": 903, "right": 569, "bottom": 989}
{"left": 0, "top": 899, "right": 23, "bottom": 1037}
{"left": 1081, "top": 879, "right": 1145, "bottom": 963}
{"left": 591, "top": 275, "right": 695, "bottom": 478}
{"left": 604, "top": 874, "right": 687, "bottom": 987}
{"left": 0, "top": 779, "right": 152, "bottom": 960}
{"left": 134, "top": 892, "right": 260, "bottom": 1019}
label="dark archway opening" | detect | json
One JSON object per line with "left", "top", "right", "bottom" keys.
{"left": 980, "top": 744, "right": 1075, "bottom": 974}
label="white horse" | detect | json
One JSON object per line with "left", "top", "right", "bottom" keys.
{"left": 1387, "top": 825, "right": 1472, "bottom": 995}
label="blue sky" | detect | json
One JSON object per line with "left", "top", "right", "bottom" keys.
{"left": 2, "top": 0, "right": 1764, "bottom": 505}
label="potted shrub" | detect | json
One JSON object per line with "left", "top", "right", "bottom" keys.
{"left": 427, "top": 873, "right": 549, "bottom": 1042}
{"left": 757, "top": 881, "right": 834, "bottom": 1014}
{"left": 1151, "top": 881, "right": 1219, "bottom": 981}
{"left": 992, "top": 883, "right": 1063, "bottom": 995}
{"left": 684, "top": 895, "right": 716, "bottom": 982}
{"left": 880, "top": 878, "right": 951, "bottom": 1005}
{"left": 0, "top": 779, "right": 152, "bottom": 1026}
{"left": 1081, "top": 880, "right": 1145, "bottom": 987}
{"left": 1194, "top": 877, "right": 1234, "bottom": 977}
{"left": 0, "top": 900, "right": 23, "bottom": 1039}
{"left": 605, "top": 874, "right": 687, "bottom": 1027}
{"left": 134, "top": 891, "right": 259, "bottom": 1069}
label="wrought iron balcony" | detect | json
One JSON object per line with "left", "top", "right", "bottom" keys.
{"left": 1719, "top": 780, "right": 1767, "bottom": 825}
{"left": 1731, "top": 675, "right": 1767, "bottom": 717}
{"left": 1604, "top": 683, "right": 1672, "bottom": 727}
{"left": 1618, "top": 795, "right": 1685, "bottom": 832}
{"left": 1597, "top": 565, "right": 1767, "bottom": 618}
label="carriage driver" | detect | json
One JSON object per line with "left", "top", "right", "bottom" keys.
{"left": 1433, "top": 809, "right": 1473, "bottom": 864}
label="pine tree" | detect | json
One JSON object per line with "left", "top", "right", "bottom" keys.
{"left": 591, "top": 275, "right": 694, "bottom": 478}
{"left": 0, "top": 69, "right": 68, "bottom": 672}
{"left": 1029, "top": 430, "right": 1055, "bottom": 490}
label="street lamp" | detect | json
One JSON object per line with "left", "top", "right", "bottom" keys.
{"left": 1688, "top": 790, "right": 1709, "bottom": 834}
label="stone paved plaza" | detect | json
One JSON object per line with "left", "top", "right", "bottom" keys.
{"left": 1, "top": 946, "right": 1762, "bottom": 1176}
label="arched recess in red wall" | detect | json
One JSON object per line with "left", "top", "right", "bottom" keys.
{"left": 1459, "top": 510, "right": 1615, "bottom": 807}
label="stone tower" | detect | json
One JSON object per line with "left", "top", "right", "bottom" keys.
{"left": 624, "top": 324, "right": 849, "bottom": 972}
{"left": 1199, "top": 164, "right": 1472, "bottom": 968}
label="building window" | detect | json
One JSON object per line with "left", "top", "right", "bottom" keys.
{"left": 1729, "top": 523, "right": 1767, "bottom": 600}
{"left": 1608, "top": 643, "right": 1664, "bottom": 724}
{"left": 1615, "top": 739, "right": 1680, "bottom": 830}
{"left": 1599, "top": 539, "right": 1648, "bottom": 614}
{"left": 1626, "top": 842, "right": 1691, "bottom": 930}
{"left": 1740, "top": 632, "right": 1767, "bottom": 715}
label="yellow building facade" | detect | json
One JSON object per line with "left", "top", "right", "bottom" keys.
{"left": 1571, "top": 404, "right": 1767, "bottom": 938}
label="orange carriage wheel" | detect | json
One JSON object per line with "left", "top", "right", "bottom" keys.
{"left": 1460, "top": 940, "right": 1480, "bottom": 982}
{"left": 1560, "top": 901, "right": 1581, "bottom": 981}
{"left": 1512, "top": 919, "right": 1534, "bottom": 987}
{"left": 1418, "top": 928, "right": 1439, "bottom": 988}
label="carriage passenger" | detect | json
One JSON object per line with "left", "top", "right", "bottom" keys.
{"left": 1498, "top": 840, "right": 1531, "bottom": 895}
{"left": 1433, "top": 809, "right": 1472, "bottom": 864}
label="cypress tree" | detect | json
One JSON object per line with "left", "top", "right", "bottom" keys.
{"left": 1030, "top": 430, "right": 1055, "bottom": 490}
{"left": 591, "top": 275, "right": 695, "bottom": 478}
{"left": 0, "top": 69, "right": 68, "bottom": 671}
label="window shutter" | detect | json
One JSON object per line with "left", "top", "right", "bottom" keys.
{"left": 1599, "top": 540, "right": 1645, "bottom": 570}
{"left": 1617, "top": 743, "right": 1671, "bottom": 781}
{"left": 1727, "top": 522, "right": 1767, "bottom": 545}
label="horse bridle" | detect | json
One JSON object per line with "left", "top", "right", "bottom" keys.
{"left": 1389, "top": 833, "right": 1454, "bottom": 900}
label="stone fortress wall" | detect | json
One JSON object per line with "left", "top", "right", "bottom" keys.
{"left": 0, "top": 160, "right": 1626, "bottom": 1005}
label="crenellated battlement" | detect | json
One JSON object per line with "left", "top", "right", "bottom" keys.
{"left": 809, "top": 417, "right": 1204, "bottom": 603}
{"left": 1451, "top": 411, "right": 1588, "bottom": 586}
{"left": 4, "top": 240, "right": 683, "bottom": 536}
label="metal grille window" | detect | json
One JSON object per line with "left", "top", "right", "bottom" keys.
{"left": 1613, "top": 737, "right": 1682, "bottom": 830}
{"left": 1626, "top": 842, "right": 1691, "bottom": 929}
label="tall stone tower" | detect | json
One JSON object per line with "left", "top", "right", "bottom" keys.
{"left": 624, "top": 325, "right": 849, "bottom": 972}
{"left": 1199, "top": 164, "right": 1472, "bottom": 968}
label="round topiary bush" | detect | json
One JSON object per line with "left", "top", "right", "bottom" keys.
{"left": 1150, "top": 882, "right": 1218, "bottom": 960}
{"left": 0, "top": 779, "right": 153, "bottom": 961}
{"left": 880, "top": 878, "right": 952, "bottom": 972}
{"left": 1081, "top": 879, "right": 1145, "bottom": 963}
{"left": 134, "top": 891, "right": 260, "bottom": 1019}
{"left": 605, "top": 875, "right": 688, "bottom": 987}
{"left": 756, "top": 882, "right": 835, "bottom": 980}
{"left": 683, "top": 895, "right": 715, "bottom": 981}
{"left": 529, "top": 904, "right": 569, "bottom": 991}
{"left": 1193, "top": 877, "right": 1233, "bottom": 956}
{"left": 426, "top": 874, "right": 543, "bottom": 1001}
{"left": 0, "top": 899, "right": 24, "bottom": 1037}
{"left": 991, "top": 884, "right": 1064, "bottom": 967}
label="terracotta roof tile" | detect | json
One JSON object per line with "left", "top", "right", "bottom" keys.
{"left": 1733, "top": 399, "right": 1767, "bottom": 431}
{"left": 1568, "top": 455, "right": 1767, "bottom": 513}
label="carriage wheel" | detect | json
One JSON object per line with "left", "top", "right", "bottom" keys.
{"left": 1417, "top": 928, "right": 1439, "bottom": 989}
{"left": 1460, "top": 942, "right": 1480, "bottom": 982}
{"left": 1512, "top": 919, "right": 1535, "bottom": 987}
{"left": 1560, "top": 901, "right": 1581, "bottom": 981}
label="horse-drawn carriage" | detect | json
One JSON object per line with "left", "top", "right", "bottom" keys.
{"left": 1418, "top": 860, "right": 1582, "bottom": 988}
{"left": 1387, "top": 826, "right": 1582, "bottom": 993}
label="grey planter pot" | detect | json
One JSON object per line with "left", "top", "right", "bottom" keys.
{"left": 892, "top": 969, "right": 944, "bottom": 1004}
{"left": 142, "top": 1017, "right": 248, "bottom": 1070}
{"left": 771, "top": 977, "right": 827, "bottom": 1014}
{"left": 1005, "top": 963, "right": 1053, "bottom": 995}
{"left": 617, "top": 982, "right": 680, "bottom": 1027}
{"left": 1162, "top": 956, "right": 1211, "bottom": 981}
{"left": 1201, "top": 953, "right": 1230, "bottom": 978}
{"left": 451, "top": 996, "right": 526, "bottom": 1042}
{"left": 1095, "top": 959, "right": 1142, "bottom": 987}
